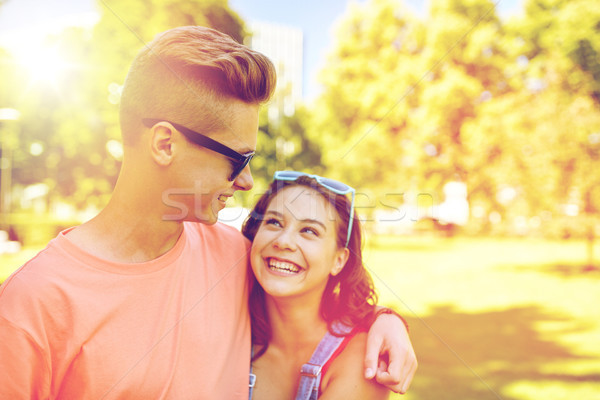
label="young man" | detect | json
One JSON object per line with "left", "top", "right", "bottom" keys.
{"left": 0, "top": 26, "right": 416, "bottom": 399}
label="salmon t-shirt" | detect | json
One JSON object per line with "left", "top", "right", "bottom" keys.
{"left": 0, "top": 221, "right": 251, "bottom": 399}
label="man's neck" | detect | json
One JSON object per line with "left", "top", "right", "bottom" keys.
{"left": 66, "top": 195, "right": 185, "bottom": 264}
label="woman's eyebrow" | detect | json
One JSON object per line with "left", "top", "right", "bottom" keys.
{"left": 264, "top": 210, "right": 327, "bottom": 230}
{"left": 300, "top": 218, "right": 327, "bottom": 230}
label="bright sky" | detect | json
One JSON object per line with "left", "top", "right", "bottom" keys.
{"left": 0, "top": 0, "right": 522, "bottom": 100}
{"left": 0, "top": 0, "right": 99, "bottom": 37}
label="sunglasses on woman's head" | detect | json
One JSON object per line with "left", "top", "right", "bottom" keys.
{"left": 273, "top": 171, "right": 355, "bottom": 247}
{"left": 142, "top": 119, "right": 254, "bottom": 181}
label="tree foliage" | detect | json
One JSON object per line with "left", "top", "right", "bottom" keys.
{"left": 1, "top": 0, "right": 599, "bottom": 251}
{"left": 253, "top": 105, "right": 323, "bottom": 188}
{"left": 310, "top": 0, "right": 600, "bottom": 243}
{"left": 0, "top": 0, "right": 245, "bottom": 213}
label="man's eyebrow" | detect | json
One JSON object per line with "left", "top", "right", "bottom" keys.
{"left": 229, "top": 139, "right": 254, "bottom": 154}
{"left": 226, "top": 142, "right": 254, "bottom": 155}
{"left": 264, "top": 210, "right": 327, "bottom": 230}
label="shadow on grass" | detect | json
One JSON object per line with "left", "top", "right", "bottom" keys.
{"left": 369, "top": 236, "right": 456, "bottom": 252}
{"left": 541, "top": 263, "right": 600, "bottom": 278}
{"left": 406, "top": 305, "right": 599, "bottom": 400}
{"left": 506, "top": 263, "right": 600, "bottom": 279}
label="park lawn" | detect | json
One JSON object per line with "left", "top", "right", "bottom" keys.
{"left": 2, "top": 236, "right": 599, "bottom": 399}
{"left": 362, "top": 235, "right": 600, "bottom": 400}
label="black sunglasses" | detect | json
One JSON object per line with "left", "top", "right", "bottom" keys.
{"left": 142, "top": 118, "right": 254, "bottom": 181}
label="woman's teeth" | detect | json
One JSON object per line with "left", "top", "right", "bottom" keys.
{"left": 268, "top": 259, "right": 300, "bottom": 274}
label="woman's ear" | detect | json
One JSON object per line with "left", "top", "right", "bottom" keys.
{"left": 149, "top": 123, "right": 175, "bottom": 166}
{"left": 331, "top": 247, "right": 349, "bottom": 276}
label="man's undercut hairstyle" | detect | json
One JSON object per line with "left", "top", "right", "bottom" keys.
{"left": 119, "top": 26, "right": 277, "bottom": 145}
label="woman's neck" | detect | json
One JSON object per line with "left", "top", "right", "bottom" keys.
{"left": 250, "top": 293, "right": 330, "bottom": 400}
{"left": 265, "top": 294, "right": 328, "bottom": 353}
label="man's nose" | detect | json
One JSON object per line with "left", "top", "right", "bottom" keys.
{"left": 233, "top": 164, "right": 254, "bottom": 191}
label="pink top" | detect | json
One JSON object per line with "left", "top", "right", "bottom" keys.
{"left": 0, "top": 221, "right": 251, "bottom": 399}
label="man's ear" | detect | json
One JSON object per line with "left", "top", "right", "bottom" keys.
{"left": 331, "top": 247, "right": 350, "bottom": 276}
{"left": 149, "top": 123, "right": 175, "bottom": 166}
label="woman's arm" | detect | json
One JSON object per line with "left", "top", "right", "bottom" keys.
{"left": 319, "top": 332, "right": 390, "bottom": 400}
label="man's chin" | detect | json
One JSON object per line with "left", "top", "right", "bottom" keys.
{"left": 198, "top": 209, "right": 220, "bottom": 225}
{"left": 192, "top": 213, "right": 219, "bottom": 225}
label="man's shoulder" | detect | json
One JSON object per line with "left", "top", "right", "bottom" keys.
{"left": 1, "top": 239, "right": 62, "bottom": 291}
{"left": 0, "top": 242, "right": 65, "bottom": 320}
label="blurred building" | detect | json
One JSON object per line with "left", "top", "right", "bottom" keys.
{"left": 246, "top": 21, "right": 304, "bottom": 119}
{"left": 438, "top": 181, "right": 469, "bottom": 226}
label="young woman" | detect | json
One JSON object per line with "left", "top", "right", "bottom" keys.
{"left": 242, "top": 171, "right": 392, "bottom": 400}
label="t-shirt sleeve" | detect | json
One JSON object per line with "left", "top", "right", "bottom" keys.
{"left": 0, "top": 316, "right": 50, "bottom": 399}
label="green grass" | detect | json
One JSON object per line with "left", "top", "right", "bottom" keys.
{"left": 362, "top": 235, "right": 600, "bottom": 400}
{"left": 3, "top": 236, "right": 599, "bottom": 399}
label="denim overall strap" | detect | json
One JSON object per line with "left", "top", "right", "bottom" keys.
{"left": 249, "top": 345, "right": 256, "bottom": 400}
{"left": 295, "top": 321, "right": 354, "bottom": 400}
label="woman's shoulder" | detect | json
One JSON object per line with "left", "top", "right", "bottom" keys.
{"left": 320, "top": 332, "right": 390, "bottom": 399}
{"left": 327, "top": 331, "right": 368, "bottom": 371}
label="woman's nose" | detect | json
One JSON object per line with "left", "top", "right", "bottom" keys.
{"left": 272, "top": 228, "right": 297, "bottom": 251}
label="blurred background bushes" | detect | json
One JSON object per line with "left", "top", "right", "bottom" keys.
{"left": 0, "top": 0, "right": 598, "bottom": 259}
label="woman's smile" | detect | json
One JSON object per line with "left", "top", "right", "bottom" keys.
{"left": 265, "top": 257, "right": 304, "bottom": 276}
{"left": 250, "top": 186, "right": 347, "bottom": 299}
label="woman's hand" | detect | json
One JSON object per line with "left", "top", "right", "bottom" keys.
{"left": 364, "top": 311, "right": 417, "bottom": 394}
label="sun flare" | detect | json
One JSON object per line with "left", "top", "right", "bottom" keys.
{"left": 14, "top": 42, "right": 72, "bottom": 87}
{"left": 0, "top": 5, "right": 98, "bottom": 91}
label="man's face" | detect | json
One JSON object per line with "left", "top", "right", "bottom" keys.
{"left": 163, "top": 100, "right": 258, "bottom": 225}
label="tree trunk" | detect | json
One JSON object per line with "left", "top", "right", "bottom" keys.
{"left": 585, "top": 222, "right": 597, "bottom": 270}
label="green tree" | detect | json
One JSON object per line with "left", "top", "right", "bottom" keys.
{"left": 311, "top": 0, "right": 508, "bottom": 221}
{"left": 258, "top": 106, "right": 322, "bottom": 175}
{"left": 510, "top": 0, "right": 600, "bottom": 262}
{"left": 411, "top": 0, "right": 507, "bottom": 191}
{"left": 462, "top": 0, "right": 600, "bottom": 266}
{"left": 310, "top": 0, "right": 423, "bottom": 194}
{"left": 311, "top": 0, "right": 600, "bottom": 255}
{"left": 1, "top": 0, "right": 246, "bottom": 214}
{"left": 234, "top": 105, "right": 323, "bottom": 207}
{"left": 515, "top": 0, "right": 600, "bottom": 102}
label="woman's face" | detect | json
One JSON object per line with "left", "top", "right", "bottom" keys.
{"left": 250, "top": 186, "right": 349, "bottom": 301}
